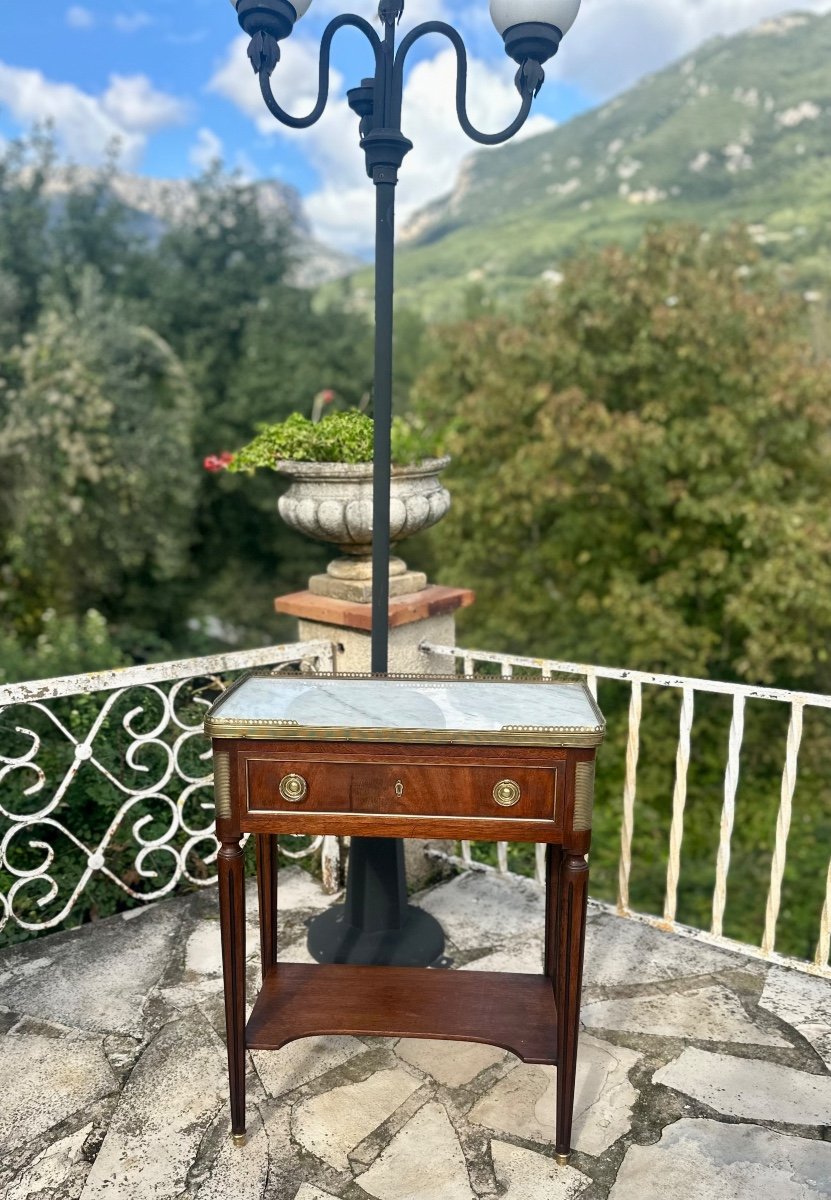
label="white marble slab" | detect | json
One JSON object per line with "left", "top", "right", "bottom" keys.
{"left": 206, "top": 675, "right": 603, "bottom": 737}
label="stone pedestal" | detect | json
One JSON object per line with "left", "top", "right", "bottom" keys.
{"left": 309, "top": 555, "right": 427, "bottom": 605}
{"left": 275, "top": 585, "right": 474, "bottom": 677}
{"left": 275, "top": 583, "right": 474, "bottom": 887}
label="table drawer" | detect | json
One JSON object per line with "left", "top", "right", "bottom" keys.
{"left": 244, "top": 757, "right": 560, "bottom": 824}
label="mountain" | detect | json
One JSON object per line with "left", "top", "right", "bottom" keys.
{"left": 376, "top": 11, "right": 831, "bottom": 318}
{"left": 37, "top": 168, "right": 361, "bottom": 289}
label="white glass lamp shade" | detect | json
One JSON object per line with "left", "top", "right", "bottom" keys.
{"left": 490, "top": 0, "right": 580, "bottom": 36}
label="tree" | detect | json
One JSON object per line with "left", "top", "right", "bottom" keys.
{"left": 0, "top": 272, "right": 197, "bottom": 649}
{"left": 0, "top": 132, "right": 53, "bottom": 341}
{"left": 414, "top": 224, "right": 831, "bottom": 690}
{"left": 412, "top": 225, "right": 831, "bottom": 958}
{"left": 133, "top": 167, "right": 294, "bottom": 445}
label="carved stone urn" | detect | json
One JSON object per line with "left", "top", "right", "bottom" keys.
{"left": 276, "top": 456, "right": 452, "bottom": 603}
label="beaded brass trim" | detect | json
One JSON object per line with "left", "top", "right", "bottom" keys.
{"left": 205, "top": 722, "right": 603, "bottom": 748}
{"left": 204, "top": 670, "right": 605, "bottom": 748}
{"left": 213, "top": 752, "right": 232, "bottom": 820}
{"left": 573, "top": 761, "right": 595, "bottom": 832}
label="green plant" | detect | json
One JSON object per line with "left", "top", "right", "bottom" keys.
{"left": 223, "top": 409, "right": 438, "bottom": 473}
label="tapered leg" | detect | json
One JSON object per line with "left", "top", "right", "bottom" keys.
{"left": 219, "top": 834, "right": 247, "bottom": 1143}
{"left": 544, "top": 844, "right": 563, "bottom": 983}
{"left": 555, "top": 853, "right": 589, "bottom": 1163}
{"left": 256, "top": 834, "right": 278, "bottom": 981}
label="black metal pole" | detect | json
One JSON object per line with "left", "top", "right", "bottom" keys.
{"left": 370, "top": 177, "right": 395, "bottom": 675}
{"left": 307, "top": 35, "right": 445, "bottom": 966}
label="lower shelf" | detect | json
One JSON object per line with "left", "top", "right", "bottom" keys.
{"left": 246, "top": 962, "right": 558, "bottom": 1065}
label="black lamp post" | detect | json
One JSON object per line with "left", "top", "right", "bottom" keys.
{"left": 229, "top": 0, "right": 581, "bottom": 966}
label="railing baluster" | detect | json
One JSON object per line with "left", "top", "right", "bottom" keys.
{"left": 762, "top": 701, "right": 805, "bottom": 955}
{"left": 664, "top": 686, "right": 695, "bottom": 926}
{"left": 711, "top": 692, "right": 745, "bottom": 938}
{"left": 535, "top": 842, "right": 546, "bottom": 886}
{"left": 617, "top": 681, "right": 642, "bottom": 913}
{"left": 460, "top": 656, "right": 476, "bottom": 869}
{"left": 497, "top": 842, "right": 508, "bottom": 873}
{"left": 816, "top": 856, "right": 831, "bottom": 970}
{"left": 320, "top": 836, "right": 341, "bottom": 894}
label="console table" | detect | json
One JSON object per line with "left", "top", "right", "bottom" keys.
{"left": 205, "top": 671, "right": 605, "bottom": 1164}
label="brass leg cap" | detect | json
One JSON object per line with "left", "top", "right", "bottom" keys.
{"left": 232, "top": 1133, "right": 247, "bottom": 1148}
{"left": 555, "top": 1151, "right": 572, "bottom": 1167}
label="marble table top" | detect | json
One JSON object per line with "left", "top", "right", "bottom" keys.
{"left": 205, "top": 673, "right": 605, "bottom": 747}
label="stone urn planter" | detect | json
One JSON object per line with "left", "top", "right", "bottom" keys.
{"left": 276, "top": 456, "right": 452, "bottom": 602}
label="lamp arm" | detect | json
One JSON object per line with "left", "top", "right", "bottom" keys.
{"left": 258, "top": 13, "right": 383, "bottom": 130}
{"left": 391, "top": 21, "right": 534, "bottom": 146}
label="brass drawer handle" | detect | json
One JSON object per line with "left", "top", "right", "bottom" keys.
{"left": 493, "top": 779, "right": 521, "bottom": 808}
{"left": 279, "top": 773, "right": 308, "bottom": 803}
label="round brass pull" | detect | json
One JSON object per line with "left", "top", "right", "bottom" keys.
{"left": 493, "top": 779, "right": 521, "bottom": 808}
{"left": 279, "top": 773, "right": 308, "bottom": 803}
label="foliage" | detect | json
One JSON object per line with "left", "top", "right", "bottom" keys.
{"left": 0, "top": 272, "right": 198, "bottom": 645}
{"left": 227, "top": 410, "right": 438, "bottom": 471}
{"left": 0, "top": 610, "right": 128, "bottom": 685}
{"left": 415, "top": 224, "right": 831, "bottom": 689}
{"left": 413, "top": 224, "right": 831, "bottom": 956}
{"left": 0, "top": 137, "right": 376, "bottom": 670}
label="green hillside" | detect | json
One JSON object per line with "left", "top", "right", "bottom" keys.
{"left": 343, "top": 11, "right": 831, "bottom": 319}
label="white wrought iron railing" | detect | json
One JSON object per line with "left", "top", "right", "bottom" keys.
{"left": 4, "top": 638, "right": 829, "bottom": 980}
{"left": 0, "top": 641, "right": 337, "bottom": 938}
{"left": 422, "top": 643, "right": 831, "bottom": 979}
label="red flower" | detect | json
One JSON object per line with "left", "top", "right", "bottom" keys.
{"left": 320, "top": 389, "right": 335, "bottom": 404}
{"left": 204, "top": 452, "right": 234, "bottom": 472}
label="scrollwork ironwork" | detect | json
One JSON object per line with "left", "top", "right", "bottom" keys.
{"left": 0, "top": 642, "right": 333, "bottom": 938}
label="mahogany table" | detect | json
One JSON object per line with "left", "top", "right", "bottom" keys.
{"left": 205, "top": 671, "right": 605, "bottom": 1164}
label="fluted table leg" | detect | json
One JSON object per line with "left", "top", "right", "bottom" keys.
{"left": 555, "top": 852, "right": 589, "bottom": 1163}
{"left": 256, "top": 834, "right": 278, "bottom": 980}
{"left": 219, "top": 834, "right": 247, "bottom": 1144}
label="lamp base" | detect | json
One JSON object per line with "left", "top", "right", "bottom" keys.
{"left": 307, "top": 836, "right": 446, "bottom": 967}
{"left": 307, "top": 902, "right": 446, "bottom": 966}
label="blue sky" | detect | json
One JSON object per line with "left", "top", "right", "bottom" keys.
{"left": 0, "top": 1, "right": 828, "bottom": 253}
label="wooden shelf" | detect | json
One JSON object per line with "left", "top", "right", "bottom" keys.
{"left": 245, "top": 963, "right": 558, "bottom": 1065}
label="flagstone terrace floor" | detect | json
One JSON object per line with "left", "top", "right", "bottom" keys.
{"left": 1, "top": 867, "right": 830, "bottom": 1200}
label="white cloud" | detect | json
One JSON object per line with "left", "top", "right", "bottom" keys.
{"left": 102, "top": 74, "right": 188, "bottom": 134}
{"left": 211, "top": 36, "right": 552, "bottom": 253}
{"left": 0, "top": 63, "right": 187, "bottom": 168}
{"left": 113, "top": 11, "right": 154, "bottom": 34}
{"left": 557, "top": 0, "right": 831, "bottom": 101}
{"left": 66, "top": 5, "right": 95, "bottom": 29}
{"left": 190, "top": 127, "right": 225, "bottom": 172}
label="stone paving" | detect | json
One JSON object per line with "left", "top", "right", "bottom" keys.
{"left": 1, "top": 867, "right": 830, "bottom": 1199}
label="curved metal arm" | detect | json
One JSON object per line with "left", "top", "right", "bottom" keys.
{"left": 258, "top": 14, "right": 383, "bottom": 130}
{"left": 392, "top": 22, "right": 533, "bottom": 145}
